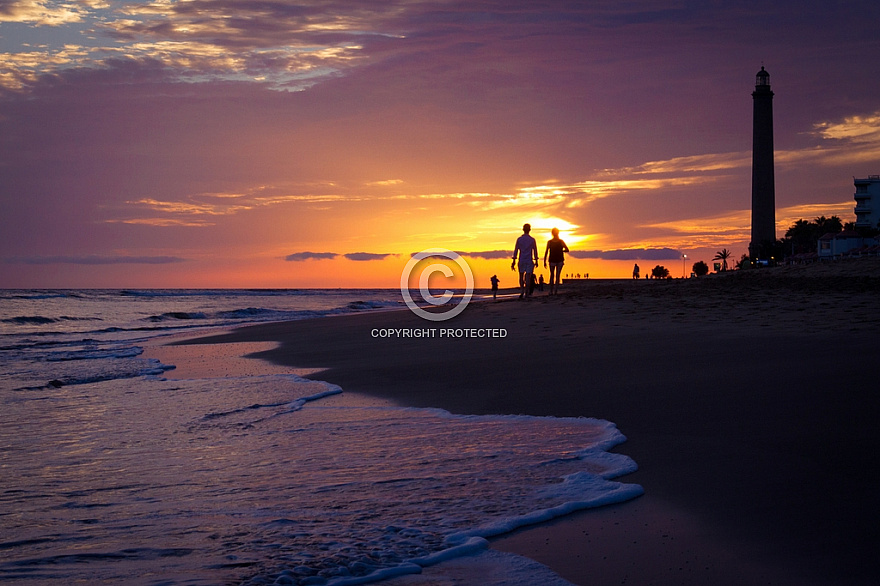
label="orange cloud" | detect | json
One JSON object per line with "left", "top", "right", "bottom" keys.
{"left": 0, "top": 0, "right": 102, "bottom": 26}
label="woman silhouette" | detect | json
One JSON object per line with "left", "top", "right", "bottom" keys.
{"left": 543, "top": 227, "right": 569, "bottom": 295}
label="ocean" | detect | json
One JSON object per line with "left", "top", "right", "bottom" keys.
{"left": 0, "top": 289, "right": 643, "bottom": 585}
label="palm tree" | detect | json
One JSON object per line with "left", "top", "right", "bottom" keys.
{"left": 783, "top": 216, "right": 844, "bottom": 256}
{"left": 713, "top": 248, "right": 732, "bottom": 271}
{"left": 814, "top": 215, "right": 843, "bottom": 235}
{"left": 784, "top": 219, "right": 815, "bottom": 255}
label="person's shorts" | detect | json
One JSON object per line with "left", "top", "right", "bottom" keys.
{"left": 549, "top": 262, "right": 564, "bottom": 270}
{"left": 518, "top": 261, "right": 535, "bottom": 273}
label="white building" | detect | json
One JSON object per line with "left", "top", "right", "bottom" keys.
{"left": 854, "top": 175, "right": 880, "bottom": 229}
{"left": 818, "top": 230, "right": 879, "bottom": 260}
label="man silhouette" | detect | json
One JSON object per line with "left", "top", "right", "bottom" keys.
{"left": 511, "top": 223, "right": 539, "bottom": 298}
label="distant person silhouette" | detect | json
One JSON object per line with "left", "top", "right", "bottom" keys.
{"left": 538, "top": 274, "right": 545, "bottom": 291}
{"left": 490, "top": 274, "right": 500, "bottom": 300}
{"left": 633, "top": 263, "right": 640, "bottom": 279}
{"left": 512, "top": 223, "right": 539, "bottom": 298}
{"left": 543, "top": 227, "right": 569, "bottom": 295}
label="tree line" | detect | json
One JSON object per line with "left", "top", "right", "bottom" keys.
{"left": 648, "top": 215, "right": 878, "bottom": 278}
{"left": 780, "top": 215, "right": 877, "bottom": 258}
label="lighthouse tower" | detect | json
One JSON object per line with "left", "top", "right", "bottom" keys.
{"left": 749, "top": 66, "right": 776, "bottom": 259}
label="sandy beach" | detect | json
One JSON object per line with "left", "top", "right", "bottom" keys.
{"left": 149, "top": 259, "right": 880, "bottom": 585}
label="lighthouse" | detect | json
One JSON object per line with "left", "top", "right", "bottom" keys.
{"left": 749, "top": 66, "right": 776, "bottom": 259}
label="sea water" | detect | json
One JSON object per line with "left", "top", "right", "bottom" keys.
{"left": 0, "top": 290, "right": 643, "bottom": 585}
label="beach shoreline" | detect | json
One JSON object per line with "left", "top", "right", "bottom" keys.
{"left": 147, "top": 261, "right": 880, "bottom": 585}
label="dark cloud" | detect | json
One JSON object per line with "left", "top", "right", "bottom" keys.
{"left": 6, "top": 255, "right": 186, "bottom": 265}
{"left": 285, "top": 252, "right": 395, "bottom": 261}
{"left": 569, "top": 249, "right": 681, "bottom": 261}
{"left": 285, "top": 251, "right": 338, "bottom": 261}
{"left": 461, "top": 250, "right": 510, "bottom": 259}
{"left": 343, "top": 252, "right": 395, "bottom": 261}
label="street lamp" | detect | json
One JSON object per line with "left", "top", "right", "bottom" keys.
{"left": 681, "top": 253, "right": 688, "bottom": 278}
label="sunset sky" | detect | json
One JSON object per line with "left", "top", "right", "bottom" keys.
{"left": 2, "top": 1, "right": 879, "bottom": 288}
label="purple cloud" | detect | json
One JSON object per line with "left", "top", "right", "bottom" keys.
{"left": 569, "top": 249, "right": 682, "bottom": 261}
{"left": 343, "top": 252, "right": 395, "bottom": 261}
{"left": 460, "top": 250, "right": 510, "bottom": 259}
{"left": 285, "top": 252, "right": 395, "bottom": 261}
{"left": 285, "top": 252, "right": 338, "bottom": 261}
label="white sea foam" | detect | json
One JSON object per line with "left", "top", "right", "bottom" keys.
{"left": 0, "top": 289, "right": 643, "bottom": 586}
{"left": 1, "top": 371, "right": 642, "bottom": 585}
